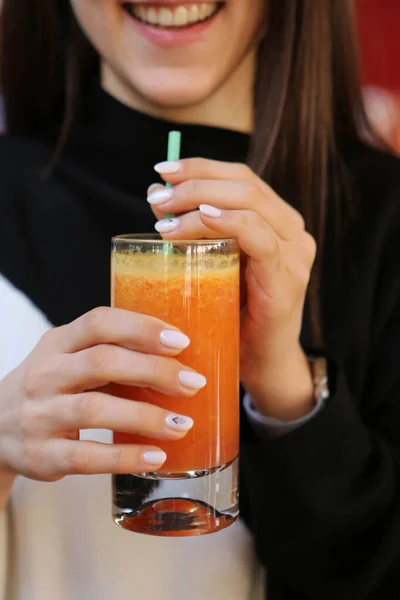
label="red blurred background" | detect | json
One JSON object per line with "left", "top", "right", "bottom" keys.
{"left": 357, "top": 0, "right": 400, "bottom": 152}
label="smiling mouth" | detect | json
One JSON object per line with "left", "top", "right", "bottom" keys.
{"left": 122, "top": 2, "right": 225, "bottom": 29}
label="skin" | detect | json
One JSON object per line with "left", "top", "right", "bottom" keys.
{"left": 0, "top": 309, "right": 202, "bottom": 480}
{"left": 149, "top": 160, "right": 316, "bottom": 419}
{"left": 0, "top": 0, "right": 314, "bottom": 507}
{"left": 71, "top": 0, "right": 266, "bottom": 131}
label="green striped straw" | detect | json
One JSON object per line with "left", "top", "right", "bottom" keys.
{"left": 164, "top": 130, "right": 181, "bottom": 219}
{"left": 162, "top": 131, "right": 181, "bottom": 255}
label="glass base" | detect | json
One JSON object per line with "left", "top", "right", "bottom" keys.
{"left": 112, "top": 457, "right": 239, "bottom": 537}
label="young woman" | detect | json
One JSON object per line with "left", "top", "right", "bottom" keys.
{"left": 1, "top": 1, "right": 400, "bottom": 599}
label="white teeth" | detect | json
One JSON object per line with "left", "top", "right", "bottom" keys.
{"left": 147, "top": 7, "right": 158, "bottom": 24}
{"left": 136, "top": 5, "right": 146, "bottom": 19}
{"left": 174, "top": 6, "right": 189, "bottom": 26}
{"left": 131, "top": 3, "right": 219, "bottom": 28}
{"left": 206, "top": 4, "right": 216, "bottom": 17}
{"left": 158, "top": 7, "right": 174, "bottom": 26}
{"left": 188, "top": 5, "right": 200, "bottom": 23}
{"left": 200, "top": 3, "right": 212, "bottom": 19}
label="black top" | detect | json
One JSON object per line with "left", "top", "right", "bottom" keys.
{"left": 1, "top": 85, "right": 400, "bottom": 600}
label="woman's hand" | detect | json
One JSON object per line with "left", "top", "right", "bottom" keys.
{"left": 148, "top": 158, "right": 317, "bottom": 421}
{"left": 0, "top": 307, "right": 204, "bottom": 482}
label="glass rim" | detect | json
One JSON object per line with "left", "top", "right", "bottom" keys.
{"left": 112, "top": 234, "right": 238, "bottom": 246}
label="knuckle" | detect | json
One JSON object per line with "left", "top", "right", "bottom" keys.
{"left": 20, "top": 439, "right": 62, "bottom": 482}
{"left": 19, "top": 400, "right": 37, "bottom": 438}
{"left": 150, "top": 355, "right": 165, "bottom": 381}
{"left": 68, "top": 450, "right": 83, "bottom": 475}
{"left": 137, "top": 403, "right": 169, "bottom": 437}
{"left": 303, "top": 232, "right": 317, "bottom": 261}
{"left": 295, "top": 265, "right": 312, "bottom": 290}
{"left": 86, "top": 345, "right": 112, "bottom": 373}
{"left": 233, "top": 162, "right": 252, "bottom": 179}
{"left": 84, "top": 307, "right": 111, "bottom": 338}
{"left": 241, "top": 180, "right": 259, "bottom": 201}
{"left": 38, "top": 327, "right": 57, "bottom": 349}
{"left": 193, "top": 157, "right": 207, "bottom": 172}
{"left": 149, "top": 356, "right": 187, "bottom": 395}
{"left": 109, "top": 445, "right": 124, "bottom": 471}
{"left": 74, "top": 392, "right": 101, "bottom": 422}
{"left": 131, "top": 314, "right": 153, "bottom": 343}
{"left": 23, "top": 363, "right": 49, "bottom": 398}
{"left": 22, "top": 440, "right": 45, "bottom": 476}
{"left": 293, "top": 212, "right": 306, "bottom": 230}
{"left": 285, "top": 206, "right": 306, "bottom": 230}
{"left": 241, "top": 210, "right": 260, "bottom": 234}
{"left": 182, "top": 178, "right": 200, "bottom": 197}
{"left": 68, "top": 444, "right": 125, "bottom": 475}
{"left": 68, "top": 446, "right": 93, "bottom": 475}
{"left": 131, "top": 401, "right": 148, "bottom": 426}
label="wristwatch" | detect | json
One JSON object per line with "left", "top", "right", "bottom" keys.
{"left": 308, "top": 356, "right": 330, "bottom": 405}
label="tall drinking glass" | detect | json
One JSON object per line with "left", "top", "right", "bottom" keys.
{"left": 111, "top": 234, "right": 240, "bottom": 536}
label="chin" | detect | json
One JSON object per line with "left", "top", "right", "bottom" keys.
{"left": 122, "top": 68, "right": 220, "bottom": 112}
{"left": 140, "top": 85, "right": 215, "bottom": 111}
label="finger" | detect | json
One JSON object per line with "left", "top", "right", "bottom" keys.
{"left": 154, "top": 210, "right": 221, "bottom": 240}
{"left": 153, "top": 207, "right": 314, "bottom": 273}
{"left": 154, "top": 207, "right": 278, "bottom": 263}
{"left": 154, "top": 157, "right": 257, "bottom": 186}
{"left": 198, "top": 206, "right": 279, "bottom": 262}
{"left": 39, "top": 307, "right": 190, "bottom": 356}
{"left": 46, "top": 439, "right": 168, "bottom": 476}
{"left": 148, "top": 179, "right": 302, "bottom": 240}
{"left": 152, "top": 158, "right": 304, "bottom": 229}
{"left": 31, "top": 345, "right": 207, "bottom": 396}
{"left": 45, "top": 392, "right": 194, "bottom": 441}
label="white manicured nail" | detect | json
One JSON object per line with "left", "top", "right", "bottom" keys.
{"left": 165, "top": 414, "right": 194, "bottom": 432}
{"left": 148, "top": 188, "right": 173, "bottom": 205}
{"left": 142, "top": 450, "right": 167, "bottom": 465}
{"left": 154, "top": 161, "right": 181, "bottom": 174}
{"left": 147, "top": 183, "right": 164, "bottom": 195}
{"left": 199, "top": 204, "right": 223, "bottom": 218}
{"left": 155, "top": 218, "right": 179, "bottom": 233}
{"left": 179, "top": 370, "right": 207, "bottom": 390}
{"left": 160, "top": 330, "right": 190, "bottom": 349}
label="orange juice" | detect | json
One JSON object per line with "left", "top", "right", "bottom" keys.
{"left": 112, "top": 245, "right": 240, "bottom": 474}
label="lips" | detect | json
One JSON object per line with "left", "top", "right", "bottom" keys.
{"left": 122, "top": 2, "right": 224, "bottom": 29}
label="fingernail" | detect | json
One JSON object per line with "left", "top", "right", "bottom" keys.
{"left": 143, "top": 450, "right": 167, "bottom": 465}
{"left": 155, "top": 218, "right": 179, "bottom": 233}
{"left": 147, "top": 183, "right": 164, "bottom": 195}
{"left": 148, "top": 188, "right": 173, "bottom": 205}
{"left": 165, "top": 414, "right": 194, "bottom": 432}
{"left": 199, "top": 204, "right": 223, "bottom": 218}
{"left": 160, "top": 330, "right": 190, "bottom": 349}
{"left": 154, "top": 161, "right": 181, "bottom": 174}
{"left": 179, "top": 370, "right": 207, "bottom": 390}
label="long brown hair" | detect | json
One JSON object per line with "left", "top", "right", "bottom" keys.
{"left": 0, "top": 0, "right": 375, "bottom": 344}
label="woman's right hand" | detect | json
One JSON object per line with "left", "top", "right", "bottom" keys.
{"left": 0, "top": 307, "right": 205, "bottom": 482}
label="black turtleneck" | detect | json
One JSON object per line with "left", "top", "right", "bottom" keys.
{"left": 1, "top": 84, "right": 400, "bottom": 600}
{"left": 0, "top": 86, "right": 249, "bottom": 326}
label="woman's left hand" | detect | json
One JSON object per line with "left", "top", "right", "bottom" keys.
{"left": 147, "top": 158, "right": 317, "bottom": 421}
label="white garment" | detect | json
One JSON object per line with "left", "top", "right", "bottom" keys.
{"left": 0, "top": 274, "right": 265, "bottom": 600}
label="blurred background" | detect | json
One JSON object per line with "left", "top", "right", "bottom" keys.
{"left": 0, "top": 0, "right": 399, "bottom": 152}
{"left": 359, "top": 0, "right": 400, "bottom": 153}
